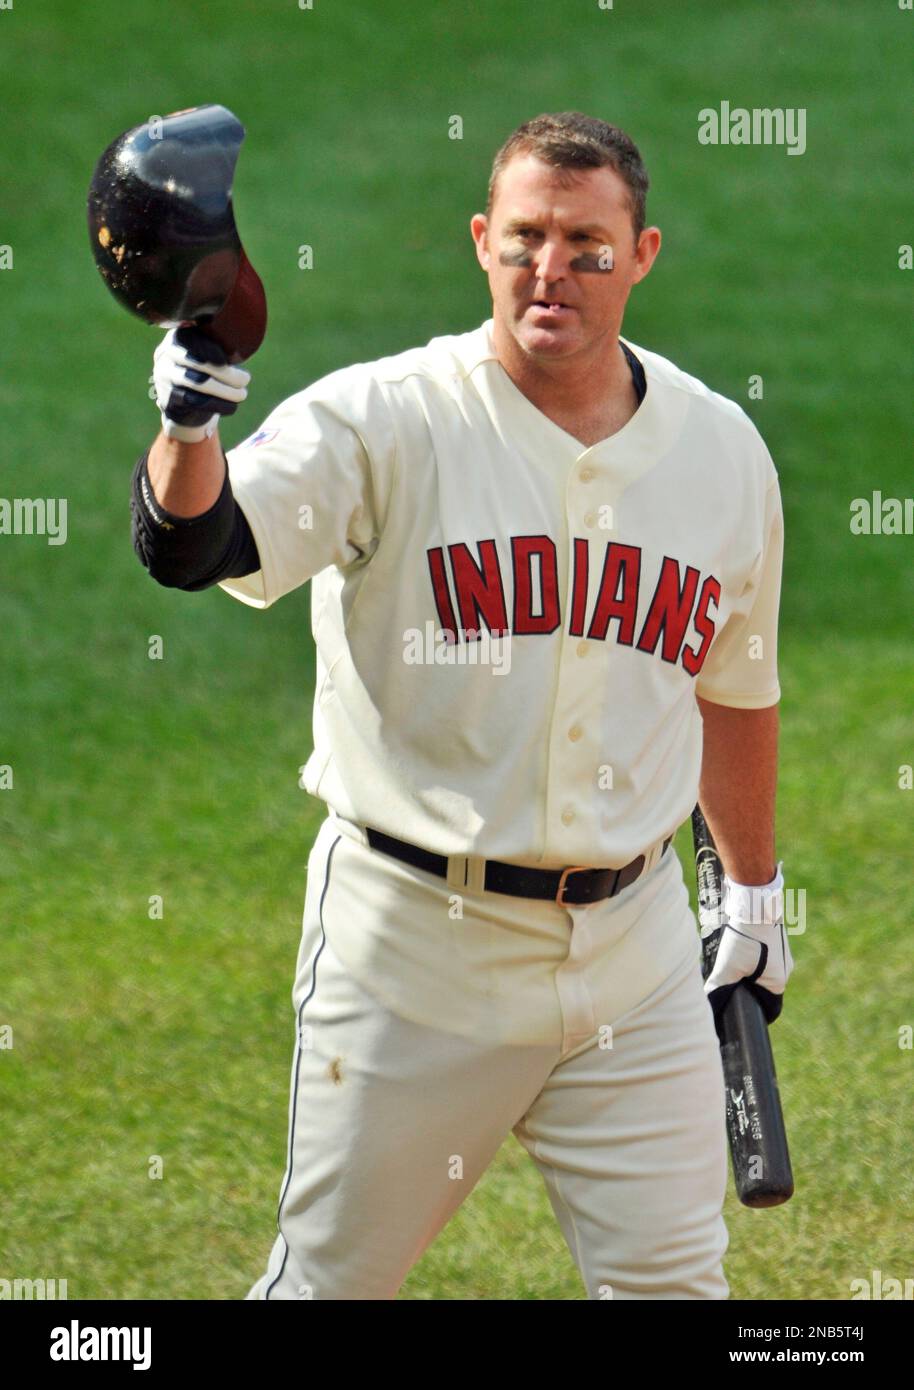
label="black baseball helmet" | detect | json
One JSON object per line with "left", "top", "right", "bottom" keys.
{"left": 87, "top": 104, "right": 267, "bottom": 363}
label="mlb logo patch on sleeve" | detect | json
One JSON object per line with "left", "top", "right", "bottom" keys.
{"left": 242, "top": 427, "right": 279, "bottom": 448}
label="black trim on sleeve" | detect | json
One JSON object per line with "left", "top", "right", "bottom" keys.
{"left": 130, "top": 449, "right": 261, "bottom": 591}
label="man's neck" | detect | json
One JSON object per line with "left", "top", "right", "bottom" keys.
{"left": 493, "top": 319, "right": 633, "bottom": 418}
{"left": 492, "top": 318, "right": 639, "bottom": 444}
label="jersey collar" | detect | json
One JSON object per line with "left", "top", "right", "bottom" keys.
{"left": 463, "top": 319, "right": 687, "bottom": 483}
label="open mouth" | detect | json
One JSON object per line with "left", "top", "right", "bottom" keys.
{"left": 530, "top": 300, "right": 573, "bottom": 315}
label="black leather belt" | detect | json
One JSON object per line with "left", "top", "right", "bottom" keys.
{"left": 364, "top": 827, "right": 673, "bottom": 906}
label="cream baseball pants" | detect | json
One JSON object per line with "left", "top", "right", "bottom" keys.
{"left": 246, "top": 810, "right": 729, "bottom": 1300}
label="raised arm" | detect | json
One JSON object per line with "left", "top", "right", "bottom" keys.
{"left": 146, "top": 429, "right": 226, "bottom": 517}
{"left": 131, "top": 327, "right": 260, "bottom": 589}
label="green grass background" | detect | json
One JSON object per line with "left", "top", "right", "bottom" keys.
{"left": 1, "top": 0, "right": 911, "bottom": 1300}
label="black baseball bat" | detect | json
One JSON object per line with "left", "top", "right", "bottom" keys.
{"left": 691, "top": 805, "right": 794, "bottom": 1208}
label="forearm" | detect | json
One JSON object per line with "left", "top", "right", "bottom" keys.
{"left": 697, "top": 697, "right": 779, "bottom": 885}
{"left": 133, "top": 328, "right": 260, "bottom": 586}
{"left": 147, "top": 428, "right": 226, "bottom": 517}
{"left": 131, "top": 447, "right": 261, "bottom": 589}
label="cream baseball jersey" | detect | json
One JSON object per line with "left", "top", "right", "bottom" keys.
{"left": 219, "top": 318, "right": 783, "bottom": 870}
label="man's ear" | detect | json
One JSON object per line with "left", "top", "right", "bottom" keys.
{"left": 631, "top": 226, "right": 661, "bottom": 285}
{"left": 470, "top": 213, "right": 490, "bottom": 270}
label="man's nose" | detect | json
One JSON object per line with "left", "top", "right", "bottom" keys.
{"left": 532, "top": 240, "right": 569, "bottom": 281}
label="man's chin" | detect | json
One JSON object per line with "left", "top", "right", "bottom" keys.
{"left": 516, "top": 321, "right": 581, "bottom": 357}
{"left": 491, "top": 305, "right": 586, "bottom": 362}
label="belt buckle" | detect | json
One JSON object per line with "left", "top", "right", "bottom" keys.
{"left": 555, "top": 865, "right": 592, "bottom": 906}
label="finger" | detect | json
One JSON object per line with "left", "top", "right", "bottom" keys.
{"left": 177, "top": 368, "right": 248, "bottom": 403}
{"left": 174, "top": 352, "right": 251, "bottom": 391}
{"left": 156, "top": 333, "right": 251, "bottom": 391}
{"left": 157, "top": 359, "right": 248, "bottom": 404}
{"left": 163, "top": 386, "right": 238, "bottom": 418}
{"left": 706, "top": 980, "right": 739, "bottom": 1021}
{"left": 757, "top": 940, "right": 793, "bottom": 994}
{"left": 745, "top": 941, "right": 768, "bottom": 987}
{"left": 746, "top": 980, "right": 783, "bottom": 1024}
{"left": 173, "top": 325, "right": 230, "bottom": 366}
{"left": 718, "top": 927, "right": 765, "bottom": 984}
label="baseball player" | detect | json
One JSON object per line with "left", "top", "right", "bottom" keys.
{"left": 131, "top": 111, "right": 793, "bottom": 1300}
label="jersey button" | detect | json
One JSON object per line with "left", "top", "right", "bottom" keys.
{"left": 580, "top": 466, "right": 595, "bottom": 482}
{"left": 561, "top": 807, "right": 575, "bottom": 826}
{"left": 568, "top": 724, "right": 583, "bottom": 742}
{"left": 576, "top": 639, "right": 588, "bottom": 658}
{"left": 584, "top": 510, "right": 597, "bottom": 528}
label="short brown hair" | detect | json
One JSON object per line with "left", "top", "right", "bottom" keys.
{"left": 485, "top": 112, "right": 650, "bottom": 244}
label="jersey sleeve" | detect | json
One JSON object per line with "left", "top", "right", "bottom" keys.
{"left": 695, "top": 472, "right": 784, "bottom": 709}
{"left": 217, "top": 366, "right": 396, "bottom": 609}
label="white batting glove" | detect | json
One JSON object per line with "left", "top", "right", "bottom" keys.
{"left": 701, "top": 864, "right": 794, "bottom": 1024}
{"left": 153, "top": 326, "right": 251, "bottom": 443}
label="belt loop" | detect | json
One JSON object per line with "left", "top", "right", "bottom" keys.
{"left": 641, "top": 835, "right": 666, "bottom": 878}
{"left": 329, "top": 809, "right": 369, "bottom": 847}
{"left": 446, "top": 853, "right": 487, "bottom": 893}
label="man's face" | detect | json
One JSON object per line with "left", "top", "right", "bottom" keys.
{"left": 470, "top": 153, "right": 660, "bottom": 362}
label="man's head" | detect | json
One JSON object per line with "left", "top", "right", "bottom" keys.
{"left": 471, "top": 112, "right": 661, "bottom": 366}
